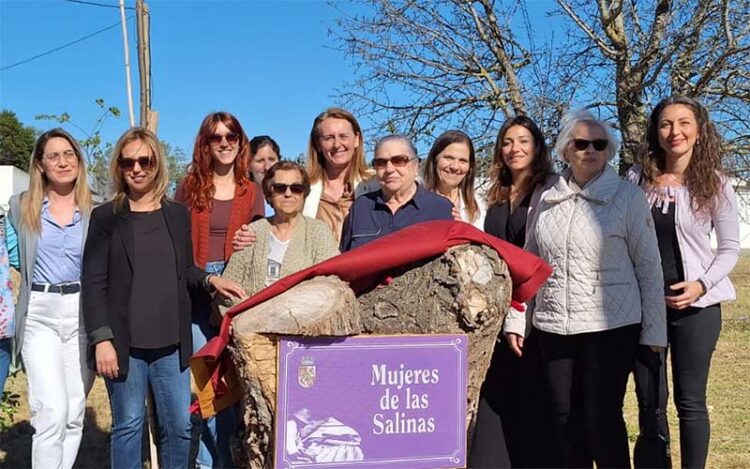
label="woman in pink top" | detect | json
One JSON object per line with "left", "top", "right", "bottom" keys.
{"left": 630, "top": 95, "right": 740, "bottom": 469}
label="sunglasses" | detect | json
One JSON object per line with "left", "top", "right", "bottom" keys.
{"left": 372, "top": 155, "right": 414, "bottom": 169}
{"left": 118, "top": 156, "right": 154, "bottom": 171}
{"left": 271, "top": 183, "right": 306, "bottom": 195}
{"left": 207, "top": 133, "right": 240, "bottom": 146}
{"left": 572, "top": 139, "right": 608, "bottom": 151}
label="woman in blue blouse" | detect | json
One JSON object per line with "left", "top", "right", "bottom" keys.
{"left": 6, "top": 128, "right": 94, "bottom": 469}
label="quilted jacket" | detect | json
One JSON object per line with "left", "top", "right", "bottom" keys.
{"left": 505, "top": 165, "right": 667, "bottom": 347}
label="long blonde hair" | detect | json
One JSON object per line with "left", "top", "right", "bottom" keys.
{"left": 109, "top": 128, "right": 169, "bottom": 211}
{"left": 20, "top": 128, "right": 92, "bottom": 233}
{"left": 306, "top": 107, "right": 370, "bottom": 185}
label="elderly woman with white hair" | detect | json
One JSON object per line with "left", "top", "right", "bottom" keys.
{"left": 504, "top": 109, "right": 667, "bottom": 468}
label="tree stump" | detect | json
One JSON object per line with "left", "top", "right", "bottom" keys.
{"left": 230, "top": 244, "right": 511, "bottom": 468}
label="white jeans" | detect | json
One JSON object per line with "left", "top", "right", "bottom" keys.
{"left": 21, "top": 290, "right": 93, "bottom": 469}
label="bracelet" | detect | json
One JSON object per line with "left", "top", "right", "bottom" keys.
{"left": 697, "top": 279, "right": 708, "bottom": 297}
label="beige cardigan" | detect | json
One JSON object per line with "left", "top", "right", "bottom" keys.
{"left": 218, "top": 215, "right": 339, "bottom": 314}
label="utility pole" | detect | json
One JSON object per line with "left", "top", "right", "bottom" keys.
{"left": 136, "top": 0, "right": 157, "bottom": 132}
{"left": 135, "top": 8, "right": 159, "bottom": 467}
{"left": 119, "top": 0, "right": 135, "bottom": 127}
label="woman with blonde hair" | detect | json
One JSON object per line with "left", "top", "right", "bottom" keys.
{"left": 6, "top": 127, "right": 93, "bottom": 468}
{"left": 82, "top": 127, "right": 244, "bottom": 469}
{"left": 302, "top": 107, "right": 378, "bottom": 240}
{"left": 233, "top": 108, "right": 377, "bottom": 249}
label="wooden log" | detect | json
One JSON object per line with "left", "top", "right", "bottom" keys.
{"left": 230, "top": 245, "right": 511, "bottom": 468}
{"left": 230, "top": 275, "right": 361, "bottom": 468}
{"left": 356, "top": 245, "right": 510, "bottom": 437}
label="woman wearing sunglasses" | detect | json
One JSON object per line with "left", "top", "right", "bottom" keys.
{"left": 6, "top": 128, "right": 93, "bottom": 468}
{"left": 340, "top": 135, "right": 453, "bottom": 251}
{"left": 629, "top": 96, "right": 740, "bottom": 469}
{"left": 175, "top": 111, "right": 264, "bottom": 468}
{"left": 507, "top": 110, "right": 667, "bottom": 468}
{"left": 470, "top": 116, "right": 558, "bottom": 468}
{"left": 82, "top": 128, "right": 244, "bottom": 469}
{"left": 218, "top": 161, "right": 339, "bottom": 307}
{"left": 422, "top": 130, "right": 485, "bottom": 229}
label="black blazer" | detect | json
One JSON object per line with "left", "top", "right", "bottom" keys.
{"left": 82, "top": 198, "right": 206, "bottom": 375}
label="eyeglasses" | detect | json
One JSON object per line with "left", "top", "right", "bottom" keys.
{"left": 43, "top": 149, "right": 77, "bottom": 163}
{"left": 271, "top": 183, "right": 306, "bottom": 195}
{"left": 372, "top": 155, "right": 415, "bottom": 169}
{"left": 207, "top": 133, "right": 240, "bottom": 146}
{"left": 572, "top": 139, "right": 608, "bottom": 151}
{"left": 118, "top": 156, "right": 155, "bottom": 171}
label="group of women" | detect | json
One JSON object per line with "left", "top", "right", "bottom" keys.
{"left": 1, "top": 95, "right": 740, "bottom": 469}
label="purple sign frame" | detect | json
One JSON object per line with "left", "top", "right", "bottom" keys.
{"left": 275, "top": 335, "right": 468, "bottom": 469}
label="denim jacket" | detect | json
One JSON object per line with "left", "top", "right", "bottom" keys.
{"left": 627, "top": 165, "right": 740, "bottom": 307}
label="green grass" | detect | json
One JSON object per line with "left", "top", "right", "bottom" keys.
{"left": 623, "top": 255, "right": 750, "bottom": 468}
{"left": 1, "top": 258, "right": 749, "bottom": 467}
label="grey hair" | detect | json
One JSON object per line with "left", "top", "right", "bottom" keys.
{"left": 554, "top": 109, "right": 619, "bottom": 162}
{"left": 374, "top": 134, "right": 418, "bottom": 159}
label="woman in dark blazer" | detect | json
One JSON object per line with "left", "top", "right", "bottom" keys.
{"left": 82, "top": 128, "right": 244, "bottom": 469}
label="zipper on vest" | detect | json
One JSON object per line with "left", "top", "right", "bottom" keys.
{"left": 564, "top": 196, "right": 580, "bottom": 334}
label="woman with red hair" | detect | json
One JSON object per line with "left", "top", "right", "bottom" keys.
{"left": 175, "top": 111, "right": 263, "bottom": 468}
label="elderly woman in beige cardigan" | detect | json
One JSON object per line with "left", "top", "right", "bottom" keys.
{"left": 218, "top": 161, "right": 339, "bottom": 309}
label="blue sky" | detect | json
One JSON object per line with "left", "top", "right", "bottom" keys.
{"left": 0, "top": 0, "right": 562, "bottom": 162}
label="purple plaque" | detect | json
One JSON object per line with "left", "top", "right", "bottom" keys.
{"left": 275, "top": 335, "right": 468, "bottom": 469}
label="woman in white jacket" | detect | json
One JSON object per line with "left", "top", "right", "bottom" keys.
{"left": 506, "top": 109, "right": 667, "bottom": 468}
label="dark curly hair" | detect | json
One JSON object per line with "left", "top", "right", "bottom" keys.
{"left": 486, "top": 115, "right": 553, "bottom": 207}
{"left": 640, "top": 95, "right": 724, "bottom": 214}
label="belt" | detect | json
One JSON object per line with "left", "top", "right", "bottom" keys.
{"left": 31, "top": 283, "right": 81, "bottom": 294}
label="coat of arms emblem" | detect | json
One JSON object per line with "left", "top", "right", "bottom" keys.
{"left": 298, "top": 356, "right": 316, "bottom": 388}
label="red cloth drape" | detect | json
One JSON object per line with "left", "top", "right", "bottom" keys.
{"left": 191, "top": 220, "right": 551, "bottom": 403}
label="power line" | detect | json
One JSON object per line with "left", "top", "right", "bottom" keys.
{"left": 0, "top": 16, "right": 134, "bottom": 72}
{"left": 62, "top": 0, "right": 134, "bottom": 9}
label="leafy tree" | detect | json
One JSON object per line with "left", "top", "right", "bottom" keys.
{"left": 164, "top": 142, "right": 190, "bottom": 197}
{"left": 0, "top": 110, "right": 37, "bottom": 170}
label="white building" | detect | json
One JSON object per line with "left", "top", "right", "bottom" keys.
{"left": 732, "top": 180, "right": 750, "bottom": 250}
{"left": 0, "top": 165, "right": 29, "bottom": 211}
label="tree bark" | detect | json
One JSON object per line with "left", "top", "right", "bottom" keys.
{"left": 230, "top": 245, "right": 512, "bottom": 468}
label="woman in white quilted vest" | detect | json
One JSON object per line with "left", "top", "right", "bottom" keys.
{"left": 630, "top": 96, "right": 740, "bottom": 469}
{"left": 505, "top": 109, "right": 667, "bottom": 468}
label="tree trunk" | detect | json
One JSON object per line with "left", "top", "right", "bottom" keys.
{"left": 230, "top": 245, "right": 512, "bottom": 468}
